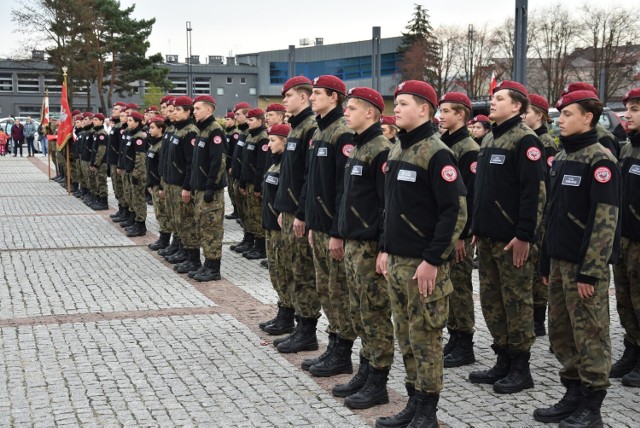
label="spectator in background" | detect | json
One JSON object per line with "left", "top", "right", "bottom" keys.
{"left": 23, "top": 117, "right": 37, "bottom": 157}
{"left": 38, "top": 123, "right": 48, "bottom": 157}
{"left": 0, "top": 129, "right": 8, "bottom": 156}
{"left": 11, "top": 118, "right": 25, "bottom": 157}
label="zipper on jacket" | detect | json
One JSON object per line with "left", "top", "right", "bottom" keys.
{"left": 316, "top": 196, "right": 334, "bottom": 219}
{"left": 350, "top": 206, "right": 370, "bottom": 228}
{"left": 630, "top": 204, "right": 640, "bottom": 223}
{"left": 172, "top": 161, "right": 183, "bottom": 174}
{"left": 567, "top": 212, "right": 586, "bottom": 230}
{"left": 400, "top": 213, "right": 426, "bottom": 238}
{"left": 494, "top": 200, "right": 515, "bottom": 225}
{"left": 287, "top": 188, "right": 299, "bottom": 205}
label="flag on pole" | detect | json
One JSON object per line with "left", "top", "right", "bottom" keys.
{"left": 489, "top": 71, "right": 497, "bottom": 95}
{"left": 56, "top": 78, "right": 72, "bottom": 151}
{"left": 40, "top": 92, "right": 49, "bottom": 128}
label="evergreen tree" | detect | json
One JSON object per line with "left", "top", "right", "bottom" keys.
{"left": 397, "top": 4, "right": 440, "bottom": 83}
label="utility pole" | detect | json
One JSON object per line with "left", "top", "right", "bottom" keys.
{"left": 513, "top": 0, "right": 528, "bottom": 85}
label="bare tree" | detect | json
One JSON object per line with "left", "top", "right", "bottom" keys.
{"left": 530, "top": 5, "right": 583, "bottom": 102}
{"left": 432, "top": 26, "right": 462, "bottom": 97}
{"left": 490, "top": 17, "right": 535, "bottom": 81}
{"left": 460, "top": 24, "right": 496, "bottom": 98}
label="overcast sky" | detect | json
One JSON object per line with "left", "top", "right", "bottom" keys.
{"left": 0, "top": 0, "right": 634, "bottom": 61}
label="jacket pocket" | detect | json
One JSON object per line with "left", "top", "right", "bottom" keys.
{"left": 316, "top": 196, "right": 333, "bottom": 219}
{"left": 494, "top": 200, "right": 515, "bottom": 225}
{"left": 567, "top": 212, "right": 586, "bottom": 230}
{"left": 287, "top": 188, "right": 299, "bottom": 205}
{"left": 630, "top": 204, "right": 640, "bottom": 223}
{"left": 350, "top": 206, "right": 370, "bottom": 229}
{"left": 400, "top": 213, "right": 426, "bottom": 238}
{"left": 172, "top": 161, "right": 183, "bottom": 174}
{"left": 268, "top": 202, "right": 279, "bottom": 217}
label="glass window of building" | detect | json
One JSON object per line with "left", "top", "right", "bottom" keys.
{"left": 17, "top": 74, "right": 40, "bottom": 93}
{"left": 0, "top": 73, "right": 13, "bottom": 92}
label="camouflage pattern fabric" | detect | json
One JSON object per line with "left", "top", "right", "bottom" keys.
{"left": 613, "top": 238, "right": 640, "bottom": 347}
{"left": 227, "top": 175, "right": 237, "bottom": 208}
{"left": 530, "top": 241, "right": 548, "bottom": 307}
{"left": 233, "top": 179, "right": 247, "bottom": 223}
{"left": 194, "top": 189, "right": 225, "bottom": 260}
{"left": 167, "top": 186, "right": 198, "bottom": 249}
{"left": 81, "top": 161, "right": 93, "bottom": 194}
{"left": 344, "top": 239, "right": 394, "bottom": 369}
{"left": 121, "top": 171, "right": 132, "bottom": 208}
{"left": 151, "top": 187, "right": 170, "bottom": 234}
{"left": 245, "top": 183, "right": 264, "bottom": 239}
{"left": 128, "top": 165, "right": 147, "bottom": 222}
{"left": 477, "top": 238, "right": 535, "bottom": 352}
{"left": 110, "top": 165, "right": 123, "bottom": 202}
{"left": 163, "top": 183, "right": 181, "bottom": 237}
{"left": 76, "top": 159, "right": 84, "bottom": 188}
{"left": 281, "top": 212, "right": 320, "bottom": 319}
{"left": 387, "top": 254, "right": 451, "bottom": 394}
{"left": 447, "top": 238, "right": 475, "bottom": 334}
{"left": 311, "top": 229, "right": 355, "bottom": 340}
{"left": 266, "top": 229, "right": 293, "bottom": 308}
{"left": 548, "top": 258, "right": 611, "bottom": 389}
{"left": 94, "top": 164, "right": 108, "bottom": 198}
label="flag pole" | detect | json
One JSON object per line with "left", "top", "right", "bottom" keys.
{"left": 44, "top": 88, "right": 51, "bottom": 180}
{"left": 62, "top": 67, "right": 71, "bottom": 195}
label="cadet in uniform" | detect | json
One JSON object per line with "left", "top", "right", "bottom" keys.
{"left": 610, "top": 88, "right": 640, "bottom": 386}
{"left": 146, "top": 116, "right": 171, "bottom": 249}
{"left": 437, "top": 92, "right": 479, "bottom": 368}
{"left": 122, "top": 111, "right": 148, "bottom": 237}
{"left": 535, "top": 90, "right": 620, "bottom": 427}
{"left": 115, "top": 104, "right": 139, "bottom": 226}
{"left": 108, "top": 102, "right": 126, "bottom": 219}
{"left": 469, "top": 114, "right": 491, "bottom": 145}
{"left": 79, "top": 113, "right": 96, "bottom": 206}
{"left": 189, "top": 95, "right": 227, "bottom": 281}
{"left": 71, "top": 115, "right": 85, "bottom": 198}
{"left": 470, "top": 81, "right": 546, "bottom": 394}
{"left": 266, "top": 103, "right": 286, "bottom": 130}
{"left": 376, "top": 80, "right": 467, "bottom": 428}
{"left": 269, "top": 77, "right": 320, "bottom": 348}
{"left": 224, "top": 112, "right": 240, "bottom": 220}
{"left": 88, "top": 113, "right": 109, "bottom": 210}
{"left": 380, "top": 115, "right": 398, "bottom": 144}
{"left": 524, "top": 94, "right": 559, "bottom": 337}
{"left": 229, "top": 103, "right": 253, "bottom": 253}
{"left": 304, "top": 75, "right": 356, "bottom": 376}
{"left": 335, "top": 87, "right": 394, "bottom": 409}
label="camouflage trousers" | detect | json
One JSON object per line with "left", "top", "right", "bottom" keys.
{"left": 227, "top": 175, "right": 237, "bottom": 208}
{"left": 92, "top": 164, "right": 108, "bottom": 198}
{"left": 245, "top": 184, "right": 264, "bottom": 238}
{"left": 447, "top": 239, "right": 475, "bottom": 334}
{"left": 151, "top": 187, "right": 171, "bottom": 234}
{"left": 56, "top": 150, "right": 66, "bottom": 176}
{"left": 194, "top": 189, "right": 224, "bottom": 260}
{"left": 121, "top": 171, "right": 132, "bottom": 209}
{"left": 613, "top": 238, "right": 640, "bottom": 347}
{"left": 165, "top": 184, "right": 199, "bottom": 249}
{"left": 267, "top": 229, "right": 293, "bottom": 308}
{"left": 111, "top": 165, "right": 124, "bottom": 203}
{"left": 549, "top": 258, "right": 611, "bottom": 389}
{"left": 477, "top": 238, "right": 535, "bottom": 352}
{"left": 281, "top": 212, "right": 319, "bottom": 319}
{"left": 388, "top": 255, "right": 450, "bottom": 394}
{"left": 127, "top": 170, "right": 147, "bottom": 222}
{"left": 311, "top": 230, "right": 355, "bottom": 341}
{"left": 69, "top": 156, "right": 78, "bottom": 184}
{"left": 76, "top": 160, "right": 84, "bottom": 189}
{"left": 233, "top": 180, "right": 247, "bottom": 225}
{"left": 81, "top": 161, "right": 94, "bottom": 194}
{"left": 530, "top": 241, "right": 548, "bottom": 307}
{"left": 344, "top": 240, "right": 394, "bottom": 369}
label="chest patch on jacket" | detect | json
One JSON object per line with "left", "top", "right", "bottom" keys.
{"left": 317, "top": 147, "right": 328, "bottom": 157}
{"left": 629, "top": 164, "right": 640, "bottom": 176}
{"left": 351, "top": 165, "right": 363, "bottom": 176}
{"left": 397, "top": 169, "right": 417, "bottom": 182}
{"left": 561, "top": 175, "right": 581, "bottom": 186}
{"left": 490, "top": 154, "right": 505, "bottom": 164}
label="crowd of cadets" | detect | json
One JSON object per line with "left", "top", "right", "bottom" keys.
{"left": 46, "top": 76, "right": 640, "bottom": 428}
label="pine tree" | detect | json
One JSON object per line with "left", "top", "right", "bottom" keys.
{"left": 397, "top": 4, "right": 440, "bottom": 83}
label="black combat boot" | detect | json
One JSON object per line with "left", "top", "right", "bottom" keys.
{"left": 73, "top": 187, "right": 84, "bottom": 198}
{"left": 622, "top": 354, "right": 640, "bottom": 387}
{"left": 469, "top": 344, "right": 511, "bottom": 384}
{"left": 302, "top": 333, "right": 337, "bottom": 371}
{"left": 174, "top": 248, "right": 201, "bottom": 274}
{"left": 332, "top": 355, "right": 370, "bottom": 397}
{"left": 149, "top": 232, "right": 171, "bottom": 251}
{"left": 559, "top": 385, "right": 606, "bottom": 428}
{"left": 443, "top": 328, "right": 459, "bottom": 356}
{"left": 158, "top": 236, "right": 180, "bottom": 257}
{"left": 70, "top": 182, "right": 79, "bottom": 193}
{"left": 110, "top": 204, "right": 124, "bottom": 219}
{"left": 344, "top": 365, "right": 390, "bottom": 409}
{"left": 193, "top": 259, "right": 222, "bottom": 282}
{"left": 533, "top": 378, "right": 581, "bottom": 423}
{"left": 260, "top": 259, "right": 269, "bottom": 268}
{"left": 244, "top": 237, "right": 266, "bottom": 260}
{"left": 259, "top": 303, "right": 281, "bottom": 330}
{"left": 231, "top": 232, "right": 254, "bottom": 253}
{"left": 277, "top": 316, "right": 319, "bottom": 353}
{"left": 165, "top": 241, "right": 188, "bottom": 264}
{"left": 406, "top": 391, "right": 439, "bottom": 428}
{"left": 119, "top": 211, "right": 135, "bottom": 228}
{"left": 610, "top": 339, "right": 639, "bottom": 378}
{"left": 493, "top": 350, "right": 534, "bottom": 394}
{"left": 533, "top": 304, "right": 547, "bottom": 337}
{"left": 225, "top": 208, "right": 239, "bottom": 220}
{"left": 444, "top": 332, "right": 475, "bottom": 368}
{"left": 126, "top": 220, "right": 146, "bottom": 237}
{"left": 273, "top": 316, "right": 300, "bottom": 347}
{"left": 309, "top": 336, "right": 353, "bottom": 377}
{"left": 263, "top": 306, "right": 295, "bottom": 335}
{"left": 112, "top": 206, "right": 130, "bottom": 222}
{"left": 375, "top": 383, "right": 417, "bottom": 428}
{"left": 91, "top": 196, "right": 108, "bottom": 211}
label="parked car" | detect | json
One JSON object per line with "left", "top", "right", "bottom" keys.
{"left": 616, "top": 112, "right": 630, "bottom": 133}
{"left": 548, "top": 107, "right": 627, "bottom": 141}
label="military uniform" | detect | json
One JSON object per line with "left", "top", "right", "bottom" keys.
{"left": 122, "top": 126, "right": 148, "bottom": 235}
{"left": 230, "top": 122, "right": 249, "bottom": 226}
{"left": 596, "top": 124, "right": 620, "bottom": 159}
{"left": 107, "top": 118, "right": 125, "bottom": 215}
{"left": 190, "top": 115, "right": 227, "bottom": 280}
{"left": 89, "top": 124, "right": 109, "bottom": 209}
{"left": 80, "top": 125, "right": 96, "bottom": 202}
{"left": 225, "top": 124, "right": 240, "bottom": 213}
{"left": 305, "top": 106, "right": 355, "bottom": 375}
{"left": 146, "top": 134, "right": 169, "bottom": 236}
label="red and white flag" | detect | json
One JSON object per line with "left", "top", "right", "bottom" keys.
{"left": 489, "top": 71, "right": 497, "bottom": 95}
{"left": 40, "top": 94, "right": 49, "bottom": 128}
{"left": 56, "top": 79, "right": 73, "bottom": 151}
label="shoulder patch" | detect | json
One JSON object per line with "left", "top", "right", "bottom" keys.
{"left": 191, "top": 138, "right": 196, "bottom": 146}
{"left": 470, "top": 161, "right": 477, "bottom": 174}
{"left": 342, "top": 144, "right": 354, "bottom": 157}
{"left": 381, "top": 161, "right": 388, "bottom": 174}
{"left": 594, "top": 166, "right": 612, "bottom": 183}
{"left": 547, "top": 156, "right": 555, "bottom": 168}
{"left": 526, "top": 147, "right": 541, "bottom": 161}
{"left": 262, "top": 144, "right": 269, "bottom": 152}
{"left": 441, "top": 165, "right": 458, "bottom": 182}
{"left": 233, "top": 133, "right": 239, "bottom": 140}
{"left": 213, "top": 135, "right": 223, "bottom": 145}
{"left": 136, "top": 139, "right": 143, "bottom": 146}
{"left": 99, "top": 135, "right": 105, "bottom": 140}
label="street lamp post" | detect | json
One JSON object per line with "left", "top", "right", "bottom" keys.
{"left": 186, "top": 21, "right": 192, "bottom": 97}
{"left": 468, "top": 24, "right": 475, "bottom": 98}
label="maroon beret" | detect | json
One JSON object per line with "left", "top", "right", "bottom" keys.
{"left": 266, "top": 103, "right": 286, "bottom": 112}
{"left": 74, "top": 115, "right": 83, "bottom": 121}
{"left": 149, "top": 115, "right": 165, "bottom": 124}
{"left": 160, "top": 96, "right": 174, "bottom": 105}
{"left": 312, "top": 75, "right": 347, "bottom": 96}
{"left": 92, "top": 113, "right": 105, "bottom": 121}
{"left": 555, "top": 90, "right": 600, "bottom": 111}
{"left": 112, "top": 102, "right": 126, "bottom": 108}
{"left": 433, "top": 117, "right": 440, "bottom": 125}
{"left": 234, "top": 102, "right": 252, "bottom": 112}
{"left": 528, "top": 94, "right": 549, "bottom": 112}
{"left": 622, "top": 88, "right": 640, "bottom": 104}
{"left": 147, "top": 105, "right": 159, "bottom": 112}
{"left": 125, "top": 103, "right": 139, "bottom": 110}
{"left": 193, "top": 95, "right": 216, "bottom": 106}
{"left": 225, "top": 112, "right": 235, "bottom": 119}
{"left": 282, "top": 76, "right": 313, "bottom": 96}
{"left": 173, "top": 96, "right": 193, "bottom": 107}
{"left": 247, "top": 108, "right": 265, "bottom": 118}
{"left": 347, "top": 87, "right": 385, "bottom": 112}
{"left": 492, "top": 80, "right": 528, "bottom": 98}
{"left": 380, "top": 115, "right": 396, "bottom": 126}
{"left": 394, "top": 80, "right": 437, "bottom": 111}
{"left": 71, "top": 109, "right": 81, "bottom": 116}
{"left": 129, "top": 111, "right": 145, "bottom": 122}
{"left": 438, "top": 92, "right": 472, "bottom": 111}
{"left": 82, "top": 112, "right": 93, "bottom": 118}
{"left": 268, "top": 124, "right": 291, "bottom": 138}
{"left": 470, "top": 114, "right": 491, "bottom": 124}
{"left": 562, "top": 82, "right": 598, "bottom": 96}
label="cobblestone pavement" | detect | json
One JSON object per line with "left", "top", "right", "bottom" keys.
{"left": 0, "top": 155, "right": 637, "bottom": 427}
